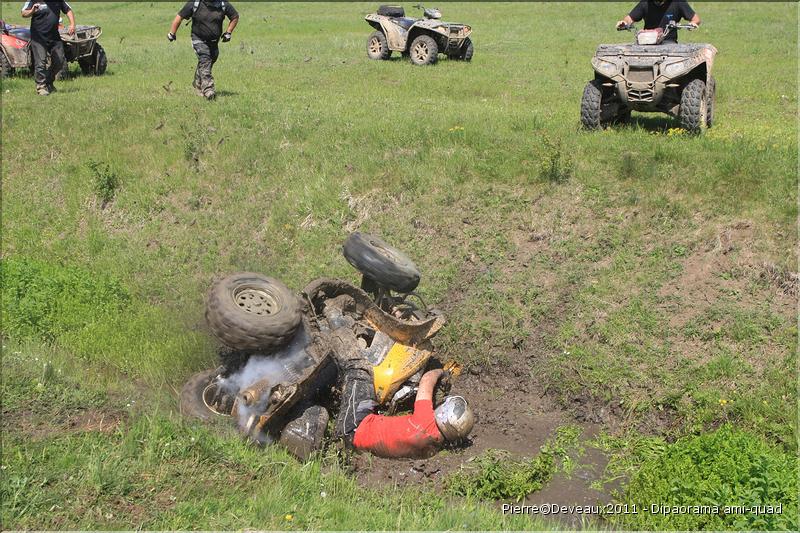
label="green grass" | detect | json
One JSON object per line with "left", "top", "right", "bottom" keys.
{"left": 1, "top": 1, "right": 797, "bottom": 529}
{"left": 610, "top": 426, "right": 798, "bottom": 530}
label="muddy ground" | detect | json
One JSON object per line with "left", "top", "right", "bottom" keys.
{"left": 349, "top": 218, "right": 797, "bottom": 525}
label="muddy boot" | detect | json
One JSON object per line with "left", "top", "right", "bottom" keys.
{"left": 279, "top": 403, "right": 330, "bottom": 461}
{"left": 36, "top": 85, "right": 50, "bottom": 96}
{"left": 203, "top": 88, "right": 216, "bottom": 101}
{"left": 192, "top": 78, "right": 203, "bottom": 97}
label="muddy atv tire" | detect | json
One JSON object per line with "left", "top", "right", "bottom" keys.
{"left": 79, "top": 44, "right": 107, "bottom": 75}
{"left": 409, "top": 34, "right": 438, "bottom": 66}
{"left": 180, "top": 368, "right": 233, "bottom": 421}
{"left": 449, "top": 37, "right": 473, "bottom": 61}
{"left": 0, "top": 53, "right": 13, "bottom": 78}
{"left": 679, "top": 79, "right": 707, "bottom": 133}
{"left": 206, "top": 273, "right": 302, "bottom": 352}
{"left": 580, "top": 80, "right": 604, "bottom": 129}
{"left": 366, "top": 31, "right": 391, "bottom": 60}
{"left": 706, "top": 76, "right": 716, "bottom": 128}
{"left": 343, "top": 232, "right": 420, "bottom": 293}
{"left": 377, "top": 5, "right": 404, "bottom": 17}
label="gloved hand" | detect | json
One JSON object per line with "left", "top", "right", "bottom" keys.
{"left": 167, "top": 32, "right": 176, "bottom": 42}
{"left": 221, "top": 32, "right": 232, "bottom": 42}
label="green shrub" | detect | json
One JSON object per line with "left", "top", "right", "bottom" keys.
{"left": 1, "top": 257, "right": 130, "bottom": 342}
{"left": 618, "top": 425, "right": 798, "bottom": 531}
{"left": 88, "top": 160, "right": 121, "bottom": 207}
{"left": 445, "top": 449, "right": 555, "bottom": 501}
{"left": 445, "top": 426, "right": 582, "bottom": 501}
{"left": 538, "top": 136, "right": 573, "bottom": 184}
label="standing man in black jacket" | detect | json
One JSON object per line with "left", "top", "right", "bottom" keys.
{"left": 616, "top": 1, "right": 701, "bottom": 42}
{"left": 21, "top": 1, "right": 75, "bottom": 95}
{"left": 168, "top": 0, "right": 239, "bottom": 100}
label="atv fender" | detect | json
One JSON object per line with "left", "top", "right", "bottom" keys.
{"left": 364, "top": 14, "right": 407, "bottom": 51}
{"left": 302, "top": 278, "right": 445, "bottom": 346}
{"left": 1, "top": 33, "right": 31, "bottom": 68}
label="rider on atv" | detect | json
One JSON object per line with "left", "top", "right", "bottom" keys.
{"left": 616, "top": 0, "right": 701, "bottom": 42}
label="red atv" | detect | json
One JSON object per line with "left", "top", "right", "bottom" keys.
{"left": 0, "top": 19, "right": 106, "bottom": 78}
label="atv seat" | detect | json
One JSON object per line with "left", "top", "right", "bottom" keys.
{"left": 377, "top": 5, "right": 404, "bottom": 17}
{"left": 391, "top": 17, "right": 417, "bottom": 30}
{"left": 7, "top": 27, "right": 30, "bottom": 41}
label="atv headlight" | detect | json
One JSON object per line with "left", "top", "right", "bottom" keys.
{"left": 593, "top": 59, "right": 619, "bottom": 77}
{"left": 663, "top": 59, "right": 692, "bottom": 77}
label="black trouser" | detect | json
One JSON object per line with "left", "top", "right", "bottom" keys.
{"left": 325, "top": 328, "right": 378, "bottom": 446}
{"left": 30, "top": 38, "right": 65, "bottom": 89}
{"left": 336, "top": 366, "right": 377, "bottom": 445}
{"left": 191, "top": 38, "right": 219, "bottom": 95}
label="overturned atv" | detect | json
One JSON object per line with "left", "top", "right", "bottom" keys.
{"left": 181, "top": 232, "right": 458, "bottom": 460}
{"left": 581, "top": 21, "right": 716, "bottom": 132}
{"left": 365, "top": 4, "right": 473, "bottom": 65}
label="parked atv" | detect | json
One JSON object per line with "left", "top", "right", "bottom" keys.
{"left": 181, "top": 232, "right": 459, "bottom": 460}
{"left": 364, "top": 4, "right": 473, "bottom": 65}
{"left": 0, "top": 19, "right": 107, "bottom": 78}
{"left": 581, "top": 21, "right": 716, "bottom": 133}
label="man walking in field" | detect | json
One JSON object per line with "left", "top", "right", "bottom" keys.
{"left": 167, "top": 0, "right": 239, "bottom": 100}
{"left": 21, "top": 1, "right": 75, "bottom": 95}
{"left": 616, "top": 0, "right": 701, "bottom": 42}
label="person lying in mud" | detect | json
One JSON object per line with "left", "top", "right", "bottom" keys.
{"left": 333, "top": 347, "right": 476, "bottom": 458}
{"left": 616, "top": 0, "right": 701, "bottom": 42}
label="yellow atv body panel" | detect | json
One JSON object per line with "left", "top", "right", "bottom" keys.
{"left": 373, "top": 340, "right": 433, "bottom": 404}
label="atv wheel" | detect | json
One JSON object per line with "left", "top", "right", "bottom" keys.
{"left": 409, "top": 34, "right": 438, "bottom": 66}
{"left": 180, "top": 369, "right": 235, "bottom": 421}
{"left": 366, "top": 31, "right": 391, "bottom": 60}
{"left": 0, "top": 53, "right": 13, "bottom": 78}
{"left": 580, "top": 80, "right": 604, "bottom": 129}
{"left": 706, "top": 76, "right": 716, "bottom": 128}
{"left": 343, "top": 232, "right": 420, "bottom": 293}
{"left": 206, "top": 273, "right": 302, "bottom": 352}
{"left": 79, "top": 44, "right": 107, "bottom": 75}
{"left": 679, "top": 78, "right": 707, "bottom": 133}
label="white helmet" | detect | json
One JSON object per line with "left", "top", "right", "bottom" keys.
{"left": 434, "top": 396, "right": 475, "bottom": 442}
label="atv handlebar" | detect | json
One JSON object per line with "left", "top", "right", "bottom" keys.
{"left": 617, "top": 21, "right": 697, "bottom": 32}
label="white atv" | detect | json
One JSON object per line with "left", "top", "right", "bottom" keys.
{"left": 364, "top": 4, "right": 473, "bottom": 65}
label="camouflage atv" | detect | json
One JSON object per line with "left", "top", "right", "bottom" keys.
{"left": 581, "top": 21, "right": 716, "bottom": 133}
{"left": 364, "top": 4, "right": 473, "bottom": 65}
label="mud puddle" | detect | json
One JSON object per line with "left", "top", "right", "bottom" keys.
{"left": 352, "top": 367, "right": 614, "bottom": 521}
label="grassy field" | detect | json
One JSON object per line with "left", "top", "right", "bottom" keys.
{"left": 1, "top": 1, "right": 798, "bottom": 530}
